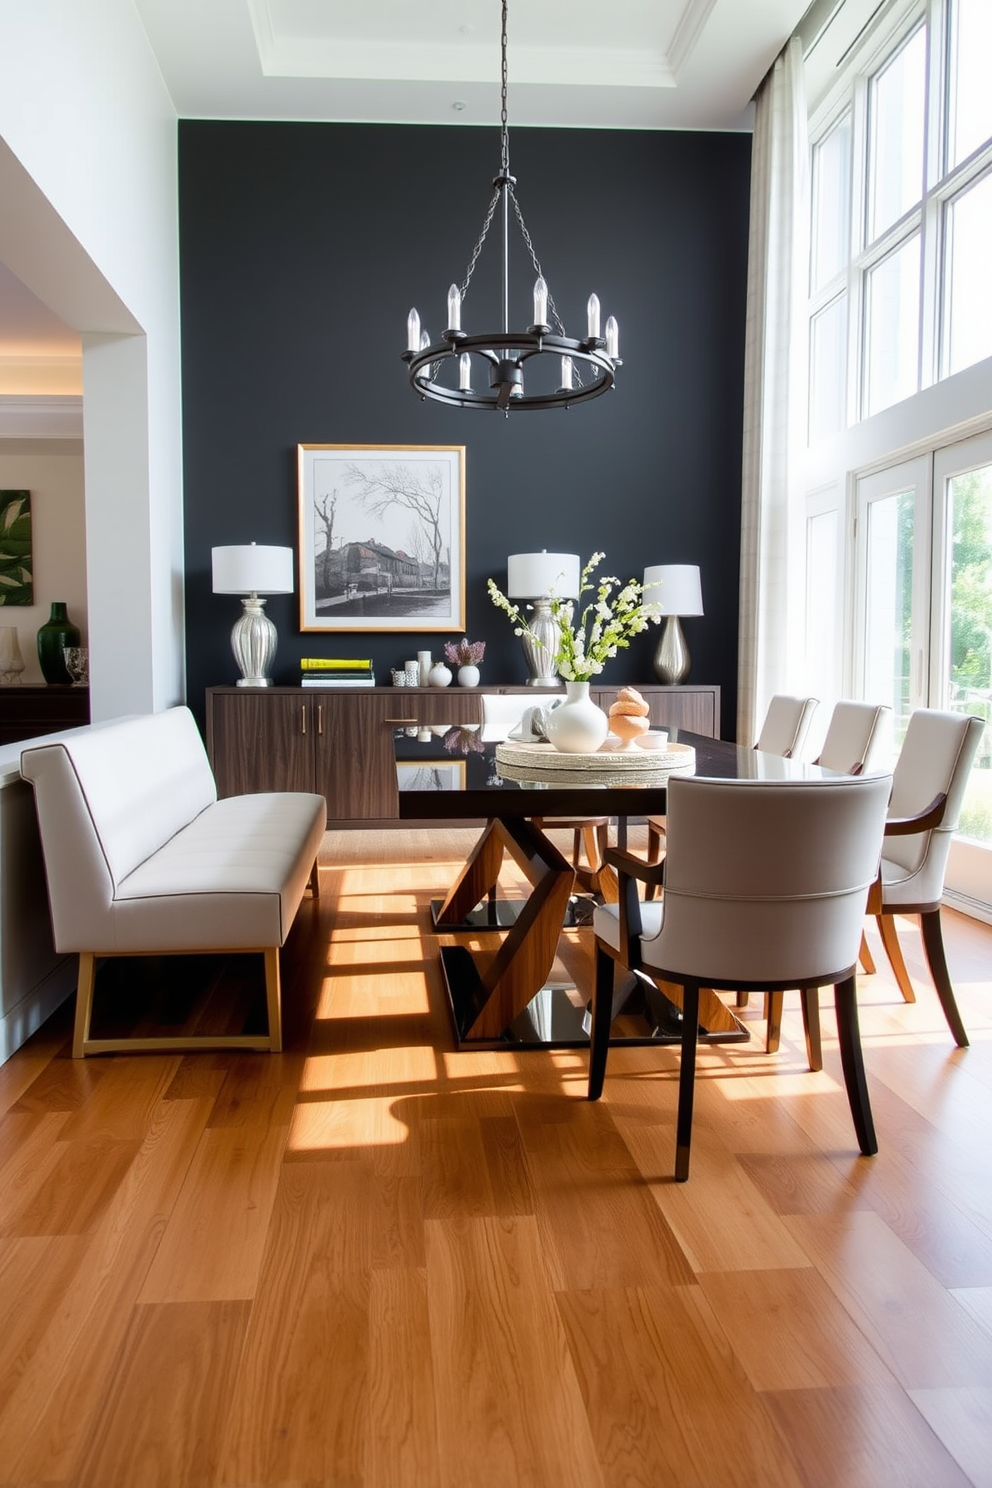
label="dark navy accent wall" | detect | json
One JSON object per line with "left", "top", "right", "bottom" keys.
{"left": 179, "top": 121, "right": 750, "bottom": 735}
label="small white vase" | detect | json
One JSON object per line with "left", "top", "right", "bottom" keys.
{"left": 457, "top": 664, "right": 480, "bottom": 688}
{"left": 428, "top": 662, "right": 452, "bottom": 687}
{"left": 544, "top": 680, "right": 609, "bottom": 754}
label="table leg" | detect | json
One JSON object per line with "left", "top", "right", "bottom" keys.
{"left": 436, "top": 818, "right": 576, "bottom": 1042}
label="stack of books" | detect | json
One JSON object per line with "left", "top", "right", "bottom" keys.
{"left": 300, "top": 658, "right": 376, "bottom": 687}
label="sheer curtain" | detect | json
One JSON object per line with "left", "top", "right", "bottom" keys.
{"left": 737, "top": 38, "right": 810, "bottom": 745}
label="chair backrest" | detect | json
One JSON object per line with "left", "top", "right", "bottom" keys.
{"left": 481, "top": 692, "right": 559, "bottom": 742}
{"left": 642, "top": 772, "right": 891, "bottom": 987}
{"left": 816, "top": 701, "right": 892, "bottom": 775}
{"left": 883, "top": 709, "right": 985, "bottom": 893}
{"left": 755, "top": 695, "right": 819, "bottom": 758}
{"left": 20, "top": 707, "right": 217, "bottom": 948}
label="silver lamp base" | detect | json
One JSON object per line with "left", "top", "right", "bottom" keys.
{"left": 520, "top": 597, "right": 562, "bottom": 686}
{"left": 653, "top": 614, "right": 690, "bottom": 685}
{"left": 232, "top": 593, "right": 277, "bottom": 686}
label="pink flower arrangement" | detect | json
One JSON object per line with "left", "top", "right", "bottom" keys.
{"left": 443, "top": 726, "right": 485, "bottom": 754}
{"left": 444, "top": 637, "right": 486, "bottom": 667}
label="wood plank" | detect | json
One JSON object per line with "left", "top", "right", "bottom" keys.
{"left": 424, "top": 1214, "right": 603, "bottom": 1488}
{"left": 617, "top": 1119, "right": 812, "bottom": 1274}
{"left": 786, "top": 1209, "right": 992, "bottom": 1388}
{"left": 0, "top": 1095, "right": 215, "bottom": 1483}
{"left": 0, "top": 1110, "right": 70, "bottom": 1219}
{"left": 0, "top": 1234, "right": 92, "bottom": 1414}
{"left": 950, "top": 1284, "right": 992, "bottom": 1340}
{"left": 908, "top": 1386, "right": 992, "bottom": 1488}
{"left": 698, "top": 1266, "right": 899, "bottom": 1391}
{"left": 53, "top": 1052, "right": 180, "bottom": 1141}
{"left": 367, "top": 1268, "right": 440, "bottom": 1488}
{"left": 761, "top": 1384, "right": 973, "bottom": 1488}
{"left": 516, "top": 1095, "right": 696, "bottom": 1290}
{"left": 138, "top": 1123, "right": 289, "bottom": 1302}
{"left": 0, "top": 1013, "right": 71, "bottom": 1119}
{"left": 419, "top": 1113, "right": 497, "bottom": 1220}
{"left": 556, "top": 1284, "right": 804, "bottom": 1488}
{"left": 2, "top": 1133, "right": 141, "bottom": 1237}
{"left": 72, "top": 1300, "right": 251, "bottom": 1488}
{"left": 216, "top": 1158, "right": 371, "bottom": 1484}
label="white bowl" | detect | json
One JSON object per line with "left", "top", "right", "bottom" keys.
{"left": 634, "top": 730, "right": 670, "bottom": 751}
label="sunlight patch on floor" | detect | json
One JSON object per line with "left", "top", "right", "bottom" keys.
{"left": 288, "top": 1092, "right": 411, "bottom": 1152}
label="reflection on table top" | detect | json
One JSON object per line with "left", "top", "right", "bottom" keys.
{"left": 394, "top": 725, "right": 839, "bottom": 820}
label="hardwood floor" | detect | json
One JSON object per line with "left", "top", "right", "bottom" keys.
{"left": 0, "top": 825, "right": 990, "bottom": 1487}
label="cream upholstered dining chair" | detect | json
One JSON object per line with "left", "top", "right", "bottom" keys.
{"left": 814, "top": 700, "right": 892, "bottom": 774}
{"left": 862, "top": 708, "right": 985, "bottom": 1046}
{"left": 480, "top": 693, "right": 610, "bottom": 872}
{"left": 645, "top": 693, "right": 819, "bottom": 896}
{"left": 753, "top": 699, "right": 894, "bottom": 1053}
{"left": 588, "top": 771, "right": 892, "bottom": 1180}
{"left": 755, "top": 694, "right": 820, "bottom": 757}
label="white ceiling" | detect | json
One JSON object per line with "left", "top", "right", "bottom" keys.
{"left": 3, "top": 0, "right": 820, "bottom": 361}
{"left": 132, "top": 0, "right": 813, "bottom": 132}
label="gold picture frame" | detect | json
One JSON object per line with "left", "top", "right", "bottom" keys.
{"left": 298, "top": 444, "right": 466, "bottom": 633}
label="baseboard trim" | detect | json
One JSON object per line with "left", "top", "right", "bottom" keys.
{"left": 943, "top": 889, "right": 992, "bottom": 927}
{"left": 0, "top": 956, "right": 76, "bottom": 1065}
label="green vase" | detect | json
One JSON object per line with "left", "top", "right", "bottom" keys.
{"left": 37, "top": 602, "right": 82, "bottom": 685}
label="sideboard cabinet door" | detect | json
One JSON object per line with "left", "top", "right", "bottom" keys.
{"left": 311, "top": 693, "right": 402, "bottom": 821}
{"left": 208, "top": 690, "right": 314, "bottom": 797}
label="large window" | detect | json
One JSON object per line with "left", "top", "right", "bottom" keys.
{"left": 808, "top": 0, "right": 992, "bottom": 437}
{"left": 803, "top": 0, "right": 992, "bottom": 916}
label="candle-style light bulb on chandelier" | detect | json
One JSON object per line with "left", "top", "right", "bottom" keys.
{"left": 401, "top": 0, "right": 620, "bottom": 414}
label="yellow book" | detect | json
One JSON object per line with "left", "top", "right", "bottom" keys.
{"left": 300, "top": 657, "right": 373, "bottom": 670}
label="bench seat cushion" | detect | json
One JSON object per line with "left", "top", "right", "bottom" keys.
{"left": 108, "top": 792, "right": 327, "bottom": 953}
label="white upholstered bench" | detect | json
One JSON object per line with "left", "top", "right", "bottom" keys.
{"left": 20, "top": 706, "right": 326, "bottom": 1058}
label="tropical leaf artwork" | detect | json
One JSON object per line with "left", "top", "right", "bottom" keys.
{"left": 0, "top": 490, "right": 33, "bottom": 606}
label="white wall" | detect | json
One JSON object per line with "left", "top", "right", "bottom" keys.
{"left": 0, "top": 439, "right": 86, "bottom": 683}
{"left": 0, "top": 0, "right": 184, "bottom": 718}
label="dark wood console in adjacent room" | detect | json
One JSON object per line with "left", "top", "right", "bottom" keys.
{"left": 0, "top": 685, "right": 90, "bottom": 746}
{"left": 205, "top": 683, "right": 721, "bottom": 827}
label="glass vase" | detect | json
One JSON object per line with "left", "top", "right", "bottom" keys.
{"left": 37, "top": 602, "right": 81, "bottom": 685}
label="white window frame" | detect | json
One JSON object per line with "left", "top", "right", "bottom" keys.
{"left": 802, "top": 0, "right": 992, "bottom": 919}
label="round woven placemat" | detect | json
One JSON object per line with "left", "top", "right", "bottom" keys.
{"left": 495, "top": 738, "right": 696, "bottom": 787}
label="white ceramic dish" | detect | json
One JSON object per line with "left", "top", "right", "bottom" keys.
{"left": 634, "top": 731, "right": 671, "bottom": 751}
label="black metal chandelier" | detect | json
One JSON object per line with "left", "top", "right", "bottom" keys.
{"left": 401, "top": 0, "right": 620, "bottom": 414}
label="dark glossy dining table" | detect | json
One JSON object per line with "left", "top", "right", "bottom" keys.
{"left": 395, "top": 724, "right": 838, "bottom": 1050}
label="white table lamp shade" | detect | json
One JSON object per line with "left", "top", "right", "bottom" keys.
{"left": 642, "top": 564, "right": 703, "bottom": 616}
{"left": 506, "top": 551, "right": 580, "bottom": 599}
{"left": 212, "top": 544, "right": 294, "bottom": 595}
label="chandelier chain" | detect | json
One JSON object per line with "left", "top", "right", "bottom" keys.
{"left": 500, "top": 0, "right": 510, "bottom": 177}
{"left": 458, "top": 188, "right": 501, "bottom": 301}
{"left": 511, "top": 194, "right": 565, "bottom": 337}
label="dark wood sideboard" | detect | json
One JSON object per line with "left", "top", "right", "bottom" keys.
{"left": 205, "top": 683, "right": 721, "bottom": 828}
{"left": 0, "top": 685, "right": 90, "bottom": 746}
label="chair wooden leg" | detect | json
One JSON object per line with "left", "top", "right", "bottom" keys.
{"left": 876, "top": 913, "right": 917, "bottom": 1002}
{"left": 72, "top": 952, "right": 97, "bottom": 1059}
{"left": 675, "top": 981, "right": 700, "bottom": 1182}
{"left": 736, "top": 992, "right": 749, "bottom": 1008}
{"left": 833, "top": 975, "right": 877, "bottom": 1157}
{"left": 765, "top": 992, "right": 782, "bottom": 1053}
{"left": 858, "top": 930, "right": 876, "bottom": 975}
{"left": 919, "top": 909, "right": 969, "bottom": 1048}
{"left": 264, "top": 946, "right": 283, "bottom": 1054}
{"left": 307, "top": 858, "right": 321, "bottom": 897}
{"left": 580, "top": 822, "right": 606, "bottom": 874}
{"left": 800, "top": 987, "right": 823, "bottom": 1071}
{"left": 645, "top": 818, "right": 665, "bottom": 901}
{"left": 588, "top": 943, "right": 616, "bottom": 1101}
